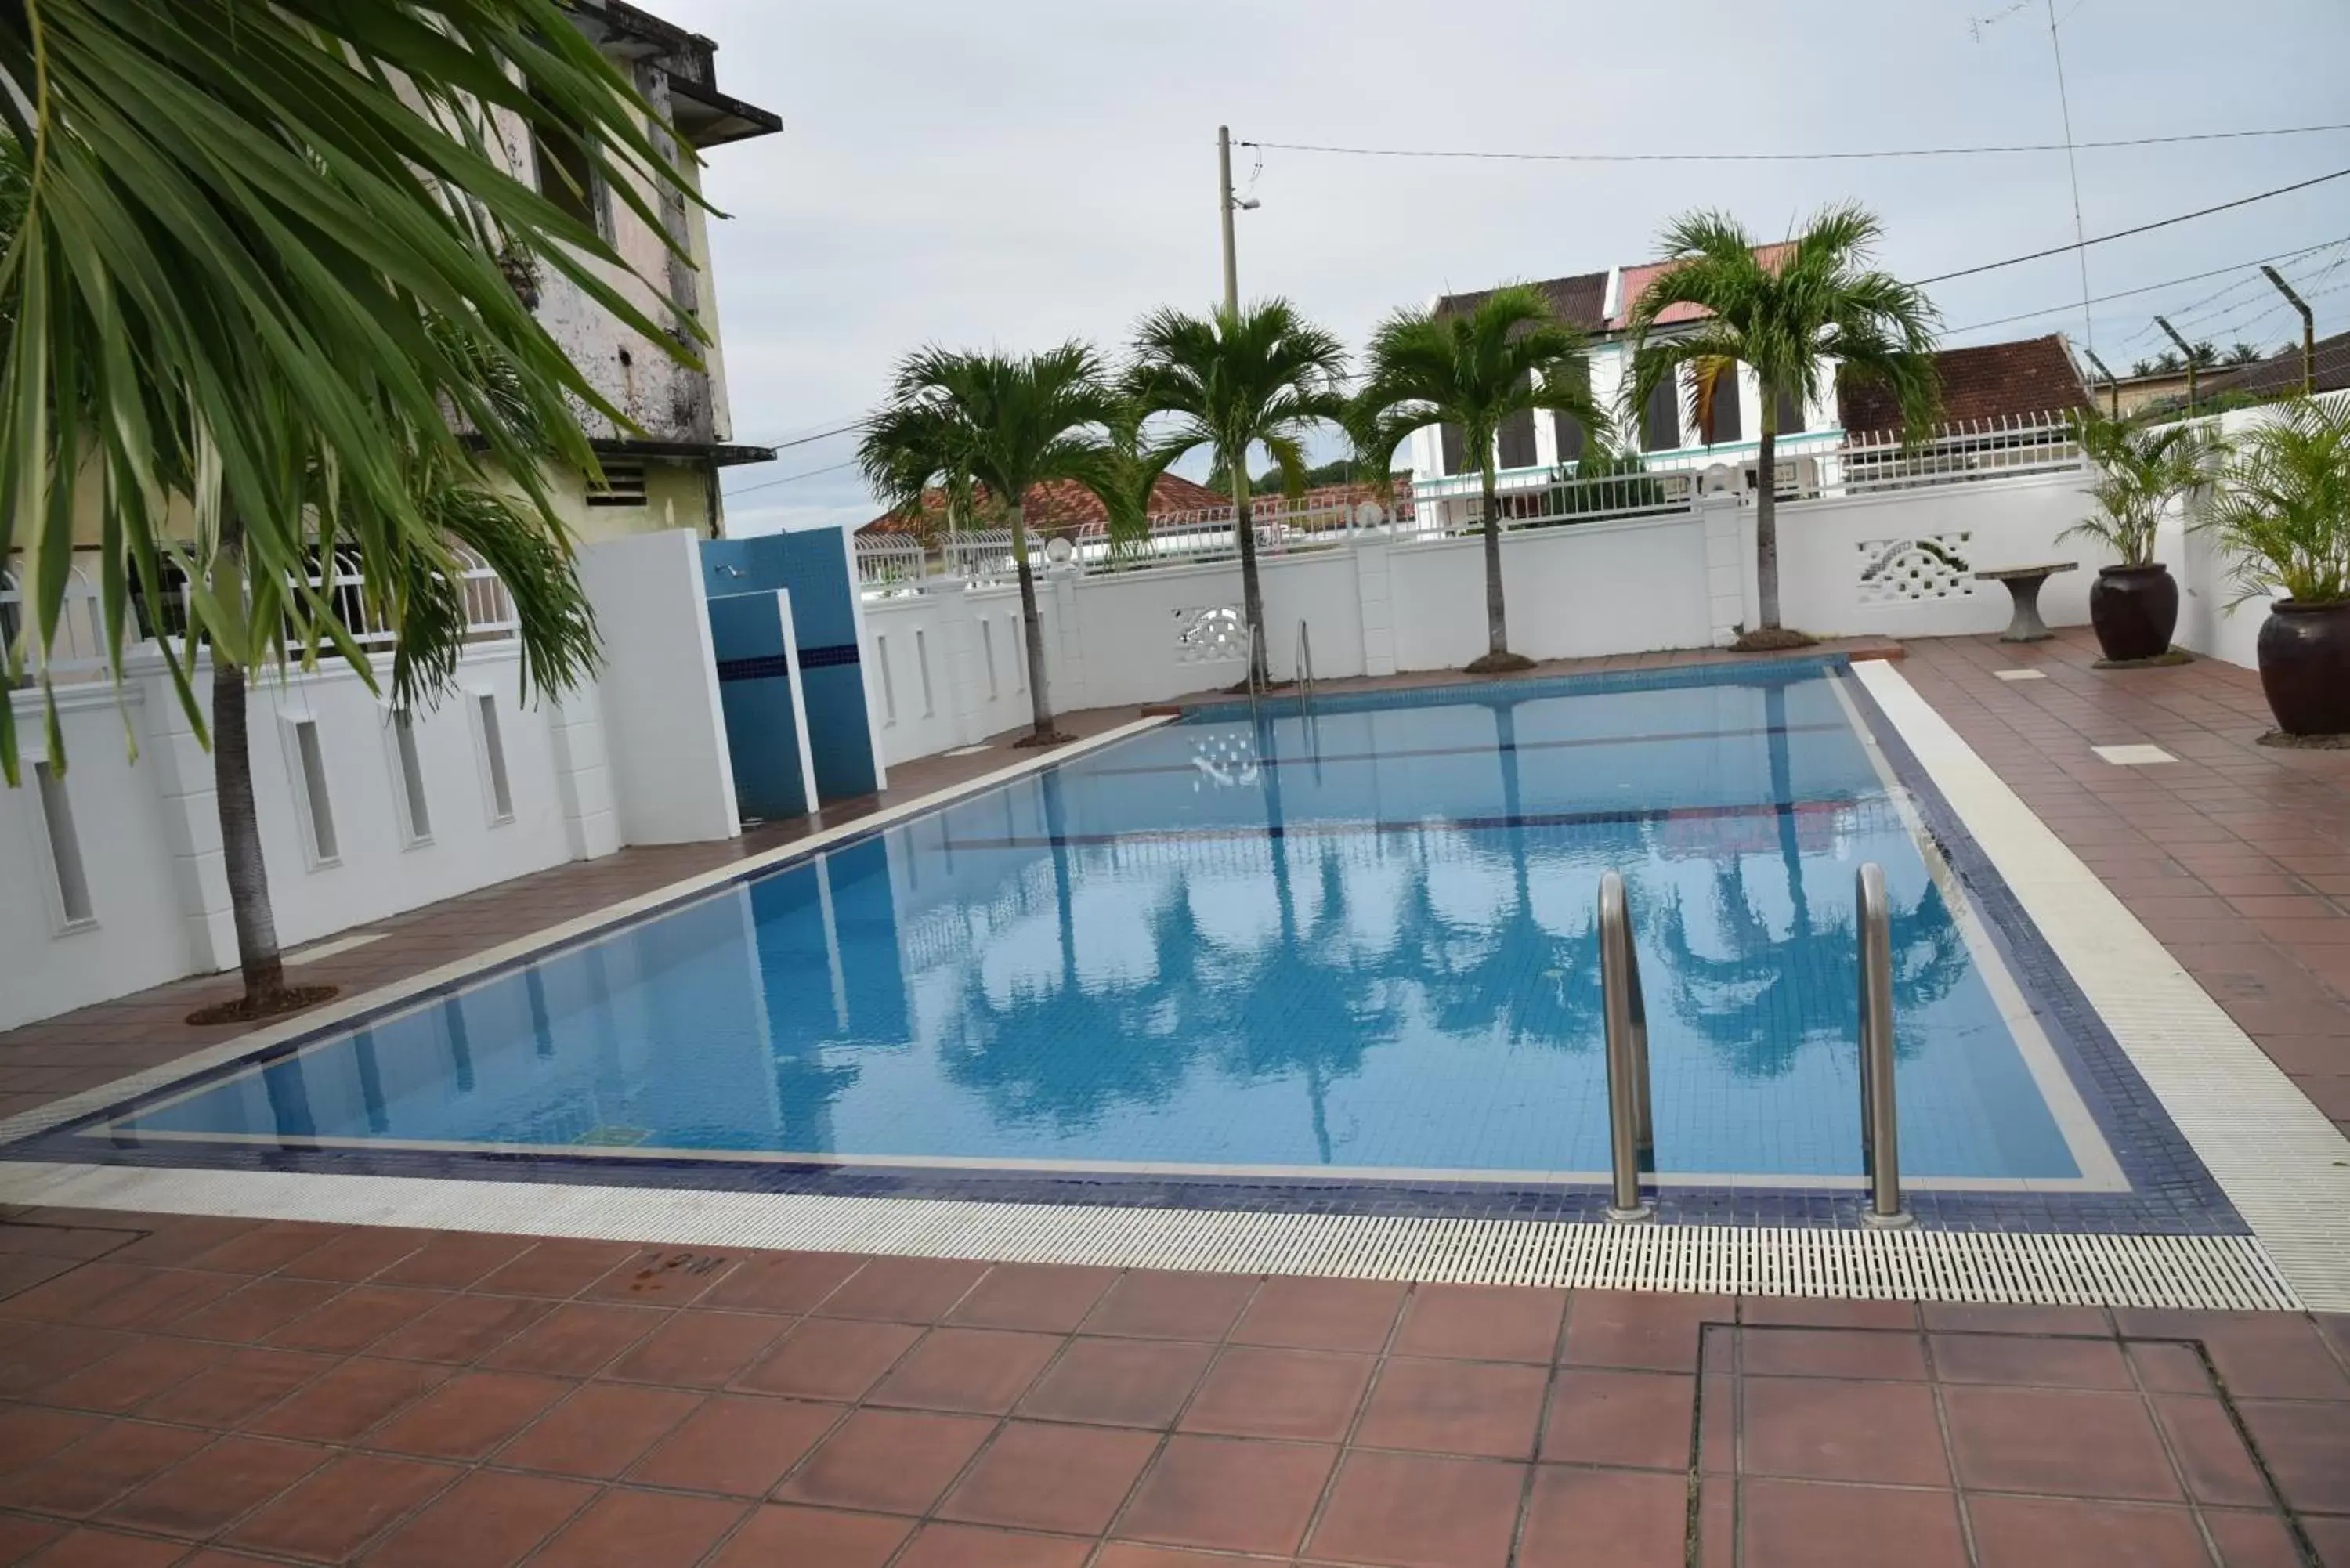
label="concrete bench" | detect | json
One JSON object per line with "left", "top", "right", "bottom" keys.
{"left": 1973, "top": 562, "right": 2077, "bottom": 643}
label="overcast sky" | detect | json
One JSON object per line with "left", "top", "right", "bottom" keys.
{"left": 657, "top": 0, "right": 2350, "bottom": 536}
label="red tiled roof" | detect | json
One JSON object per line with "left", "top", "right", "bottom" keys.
{"left": 2201, "top": 330, "right": 2350, "bottom": 399}
{"left": 1610, "top": 242, "right": 1797, "bottom": 331}
{"left": 859, "top": 472, "right": 1227, "bottom": 537}
{"left": 1838, "top": 334, "right": 2089, "bottom": 433}
{"left": 1434, "top": 273, "right": 1609, "bottom": 332}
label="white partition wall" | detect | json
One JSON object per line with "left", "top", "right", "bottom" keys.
{"left": 0, "top": 647, "right": 607, "bottom": 1032}
{"left": 576, "top": 529, "right": 740, "bottom": 845}
{"left": 0, "top": 526, "right": 749, "bottom": 1031}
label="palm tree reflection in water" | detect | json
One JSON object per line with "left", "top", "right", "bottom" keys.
{"left": 1658, "top": 686, "right": 1965, "bottom": 1079}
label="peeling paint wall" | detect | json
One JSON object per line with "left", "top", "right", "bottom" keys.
{"left": 487, "top": 96, "right": 723, "bottom": 450}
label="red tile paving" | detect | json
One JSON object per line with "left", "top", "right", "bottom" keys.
{"left": 1, "top": 634, "right": 2348, "bottom": 1562}
{"left": 0, "top": 1223, "right": 2334, "bottom": 1563}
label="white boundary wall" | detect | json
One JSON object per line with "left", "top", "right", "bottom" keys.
{"left": 861, "top": 506, "right": 1748, "bottom": 770}
{"left": 0, "top": 529, "right": 741, "bottom": 1031}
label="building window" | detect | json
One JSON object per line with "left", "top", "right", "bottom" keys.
{"left": 1702, "top": 370, "right": 1743, "bottom": 445}
{"left": 586, "top": 462, "right": 648, "bottom": 508}
{"left": 913, "top": 628, "right": 935, "bottom": 717}
{"left": 1439, "top": 422, "right": 1466, "bottom": 477}
{"left": 1775, "top": 385, "right": 1808, "bottom": 436}
{"left": 1550, "top": 367, "right": 1591, "bottom": 464}
{"left": 391, "top": 712, "right": 433, "bottom": 846}
{"left": 981, "top": 617, "right": 1000, "bottom": 699}
{"left": 34, "top": 761, "right": 94, "bottom": 928}
{"left": 1009, "top": 616, "right": 1026, "bottom": 692}
{"left": 1497, "top": 378, "right": 1537, "bottom": 469}
{"left": 1643, "top": 374, "right": 1682, "bottom": 453}
{"left": 530, "top": 102, "right": 603, "bottom": 238}
{"left": 474, "top": 694, "right": 515, "bottom": 825}
{"left": 876, "top": 634, "right": 897, "bottom": 723}
{"left": 291, "top": 718, "right": 340, "bottom": 865}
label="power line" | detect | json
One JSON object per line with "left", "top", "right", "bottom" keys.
{"left": 722, "top": 458, "right": 860, "bottom": 499}
{"left": 736, "top": 419, "right": 865, "bottom": 453}
{"left": 1878, "top": 235, "right": 2350, "bottom": 334}
{"left": 1916, "top": 166, "right": 2350, "bottom": 284}
{"left": 1238, "top": 121, "right": 2350, "bottom": 166}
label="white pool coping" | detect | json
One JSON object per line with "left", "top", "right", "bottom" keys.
{"left": 1852, "top": 657, "right": 2350, "bottom": 1311}
{"left": 1, "top": 666, "right": 2341, "bottom": 1311}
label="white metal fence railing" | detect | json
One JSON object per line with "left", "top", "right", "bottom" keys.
{"left": 4, "top": 546, "right": 520, "bottom": 688}
{"left": 0, "top": 566, "right": 111, "bottom": 686}
{"left": 1812, "top": 414, "right": 2084, "bottom": 496}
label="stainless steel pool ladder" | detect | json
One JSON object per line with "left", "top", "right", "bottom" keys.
{"left": 1856, "top": 862, "right": 1913, "bottom": 1227}
{"left": 1295, "top": 619, "right": 1315, "bottom": 718}
{"left": 1244, "top": 623, "right": 1264, "bottom": 727}
{"left": 1597, "top": 871, "right": 1654, "bottom": 1222}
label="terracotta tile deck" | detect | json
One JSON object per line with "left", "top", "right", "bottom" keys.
{"left": 0, "top": 1223, "right": 2341, "bottom": 1565}
{"left": 2, "top": 630, "right": 2348, "bottom": 1562}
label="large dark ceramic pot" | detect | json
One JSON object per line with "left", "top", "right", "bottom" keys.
{"left": 2257, "top": 601, "right": 2350, "bottom": 736}
{"left": 2088, "top": 562, "right": 2179, "bottom": 662}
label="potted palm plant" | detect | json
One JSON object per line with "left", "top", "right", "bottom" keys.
{"left": 2198, "top": 396, "right": 2350, "bottom": 739}
{"left": 2063, "top": 410, "right": 2215, "bottom": 663}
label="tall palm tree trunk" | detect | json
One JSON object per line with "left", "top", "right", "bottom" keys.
{"left": 1755, "top": 411, "right": 1781, "bottom": 632}
{"left": 208, "top": 529, "right": 287, "bottom": 1008}
{"left": 1480, "top": 464, "right": 1511, "bottom": 660}
{"left": 1009, "top": 504, "right": 1059, "bottom": 742}
{"left": 1233, "top": 464, "right": 1268, "bottom": 686}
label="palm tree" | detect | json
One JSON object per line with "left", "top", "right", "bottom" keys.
{"left": 1124, "top": 301, "right": 1349, "bottom": 685}
{"left": 1351, "top": 284, "right": 1611, "bottom": 674}
{"left": 3, "top": 3, "right": 689, "bottom": 1019}
{"left": 2224, "top": 341, "right": 2267, "bottom": 368}
{"left": 1620, "top": 206, "right": 1941, "bottom": 649}
{"left": 856, "top": 399, "right": 978, "bottom": 558}
{"left": 179, "top": 378, "right": 599, "bottom": 1022}
{"left": 2061, "top": 410, "right": 2217, "bottom": 568}
{"left": 859, "top": 345, "right": 1122, "bottom": 746}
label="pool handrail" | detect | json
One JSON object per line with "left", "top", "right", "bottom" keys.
{"left": 1598, "top": 870, "right": 1654, "bottom": 1222}
{"left": 1856, "top": 861, "right": 1914, "bottom": 1227}
{"left": 1296, "top": 618, "right": 1314, "bottom": 719}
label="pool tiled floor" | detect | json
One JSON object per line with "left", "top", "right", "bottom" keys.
{"left": 2, "top": 630, "right": 2349, "bottom": 1561}
{"left": 0, "top": 1216, "right": 2342, "bottom": 1565}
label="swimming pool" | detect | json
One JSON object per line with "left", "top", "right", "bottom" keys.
{"left": 45, "top": 658, "right": 2138, "bottom": 1203}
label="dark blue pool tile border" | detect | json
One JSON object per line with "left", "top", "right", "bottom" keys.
{"left": 0, "top": 653, "right": 2246, "bottom": 1237}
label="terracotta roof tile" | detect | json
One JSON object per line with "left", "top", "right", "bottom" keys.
{"left": 1838, "top": 334, "right": 2089, "bottom": 432}
{"left": 859, "top": 472, "right": 1227, "bottom": 537}
{"left": 2200, "top": 330, "right": 2350, "bottom": 399}
{"left": 1434, "top": 273, "right": 1609, "bottom": 331}
{"left": 1610, "top": 242, "right": 1797, "bottom": 331}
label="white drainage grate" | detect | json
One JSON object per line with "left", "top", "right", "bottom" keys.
{"left": 1992, "top": 669, "right": 2048, "bottom": 681}
{"left": 0, "top": 1162, "right": 2299, "bottom": 1311}
{"left": 2092, "top": 743, "right": 2176, "bottom": 765}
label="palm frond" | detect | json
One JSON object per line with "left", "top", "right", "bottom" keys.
{"left": 2200, "top": 396, "right": 2350, "bottom": 605}
{"left": 0, "top": 0, "right": 701, "bottom": 781}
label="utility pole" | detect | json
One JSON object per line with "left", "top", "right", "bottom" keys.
{"left": 2260, "top": 265, "right": 2316, "bottom": 394}
{"left": 2081, "top": 347, "right": 2121, "bottom": 419}
{"left": 1217, "top": 126, "right": 1240, "bottom": 316}
{"left": 2154, "top": 316, "right": 2199, "bottom": 412}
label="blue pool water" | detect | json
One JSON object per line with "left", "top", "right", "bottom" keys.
{"left": 98, "top": 665, "right": 2088, "bottom": 1183}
